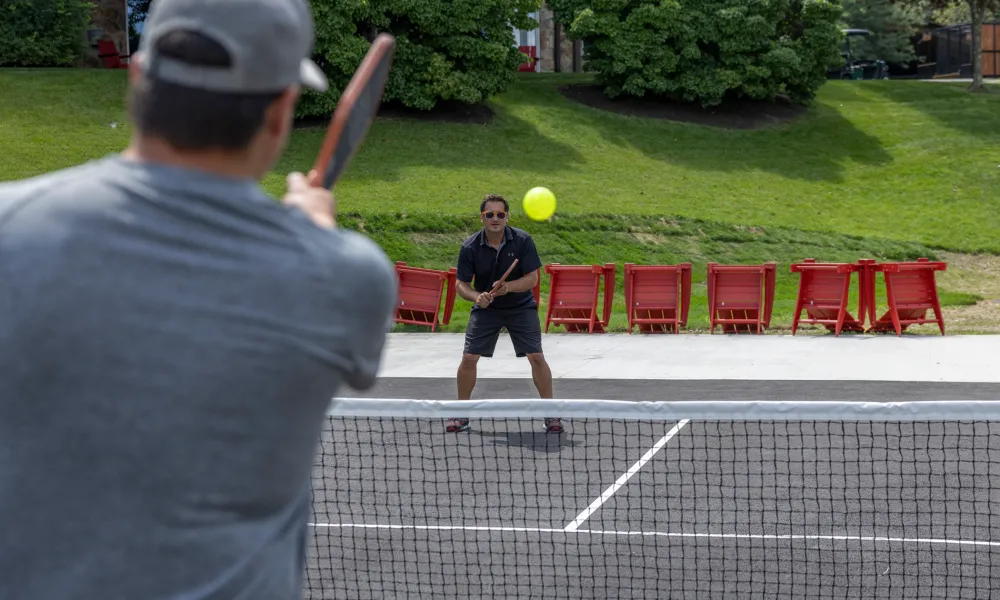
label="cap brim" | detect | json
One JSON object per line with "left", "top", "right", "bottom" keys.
{"left": 300, "top": 59, "right": 328, "bottom": 92}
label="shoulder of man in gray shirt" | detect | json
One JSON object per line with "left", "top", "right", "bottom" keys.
{"left": 0, "top": 155, "right": 396, "bottom": 600}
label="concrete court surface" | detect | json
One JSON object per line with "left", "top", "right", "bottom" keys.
{"left": 367, "top": 333, "right": 1000, "bottom": 383}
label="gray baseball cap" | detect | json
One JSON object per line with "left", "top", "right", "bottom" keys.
{"left": 137, "top": 0, "right": 328, "bottom": 93}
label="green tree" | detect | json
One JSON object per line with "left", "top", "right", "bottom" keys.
{"left": 839, "top": 0, "right": 926, "bottom": 63}
{"left": 552, "top": 0, "right": 845, "bottom": 107}
{"left": 901, "top": 0, "right": 1000, "bottom": 90}
{"left": 0, "top": 0, "right": 93, "bottom": 67}
{"left": 302, "top": 0, "right": 541, "bottom": 116}
{"left": 931, "top": 1, "right": 1000, "bottom": 24}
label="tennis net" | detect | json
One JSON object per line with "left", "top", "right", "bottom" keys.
{"left": 303, "top": 398, "right": 1000, "bottom": 599}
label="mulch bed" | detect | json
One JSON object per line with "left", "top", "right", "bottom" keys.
{"left": 294, "top": 99, "right": 494, "bottom": 129}
{"left": 558, "top": 83, "right": 807, "bottom": 130}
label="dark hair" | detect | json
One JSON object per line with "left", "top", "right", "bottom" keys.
{"left": 480, "top": 193, "right": 509, "bottom": 213}
{"left": 127, "top": 30, "right": 285, "bottom": 151}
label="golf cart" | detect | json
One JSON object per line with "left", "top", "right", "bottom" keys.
{"left": 827, "top": 28, "right": 890, "bottom": 80}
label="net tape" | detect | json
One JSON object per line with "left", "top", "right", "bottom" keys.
{"left": 328, "top": 397, "right": 1000, "bottom": 421}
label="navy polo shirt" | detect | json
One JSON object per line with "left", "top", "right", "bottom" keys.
{"left": 457, "top": 226, "right": 542, "bottom": 310}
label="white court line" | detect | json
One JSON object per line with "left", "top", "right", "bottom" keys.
{"left": 563, "top": 419, "right": 689, "bottom": 532}
{"left": 309, "top": 522, "right": 1000, "bottom": 548}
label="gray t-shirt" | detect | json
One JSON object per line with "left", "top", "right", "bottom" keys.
{"left": 0, "top": 155, "right": 397, "bottom": 599}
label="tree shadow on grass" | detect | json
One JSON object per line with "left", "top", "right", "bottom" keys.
{"left": 285, "top": 98, "right": 586, "bottom": 183}
{"left": 550, "top": 83, "right": 893, "bottom": 184}
{"left": 864, "top": 80, "right": 1000, "bottom": 140}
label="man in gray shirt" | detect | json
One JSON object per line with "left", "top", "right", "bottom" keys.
{"left": 0, "top": 0, "right": 397, "bottom": 598}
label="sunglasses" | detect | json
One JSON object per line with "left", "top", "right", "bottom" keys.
{"left": 482, "top": 211, "right": 507, "bottom": 220}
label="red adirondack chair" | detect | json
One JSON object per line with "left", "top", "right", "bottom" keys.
{"left": 97, "top": 39, "right": 129, "bottom": 69}
{"left": 543, "top": 263, "right": 616, "bottom": 333}
{"left": 707, "top": 262, "right": 776, "bottom": 334}
{"left": 870, "top": 258, "right": 947, "bottom": 335}
{"left": 393, "top": 262, "right": 458, "bottom": 332}
{"left": 518, "top": 45, "right": 538, "bottom": 72}
{"left": 623, "top": 263, "right": 692, "bottom": 333}
{"left": 789, "top": 259, "right": 865, "bottom": 336}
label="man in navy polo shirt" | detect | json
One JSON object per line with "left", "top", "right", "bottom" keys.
{"left": 448, "top": 194, "right": 560, "bottom": 433}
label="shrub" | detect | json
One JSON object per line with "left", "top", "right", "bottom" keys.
{"left": 553, "top": 0, "right": 845, "bottom": 107}
{"left": 0, "top": 0, "right": 94, "bottom": 67}
{"left": 299, "top": 0, "right": 541, "bottom": 117}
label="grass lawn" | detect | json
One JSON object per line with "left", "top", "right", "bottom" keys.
{"left": 2, "top": 69, "right": 998, "bottom": 333}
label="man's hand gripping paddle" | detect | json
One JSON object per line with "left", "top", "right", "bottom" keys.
{"left": 474, "top": 259, "right": 518, "bottom": 309}
{"left": 491, "top": 259, "right": 519, "bottom": 295}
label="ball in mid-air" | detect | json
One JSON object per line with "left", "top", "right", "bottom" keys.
{"left": 523, "top": 187, "right": 556, "bottom": 221}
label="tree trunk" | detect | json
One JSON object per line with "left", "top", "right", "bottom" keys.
{"left": 968, "top": 0, "right": 987, "bottom": 91}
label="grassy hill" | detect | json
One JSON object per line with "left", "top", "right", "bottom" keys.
{"left": 2, "top": 69, "right": 998, "bottom": 333}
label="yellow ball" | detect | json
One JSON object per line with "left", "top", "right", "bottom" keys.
{"left": 523, "top": 187, "right": 556, "bottom": 221}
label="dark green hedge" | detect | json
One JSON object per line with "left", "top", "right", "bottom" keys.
{"left": 0, "top": 0, "right": 94, "bottom": 67}
{"left": 298, "top": 0, "right": 541, "bottom": 117}
{"left": 549, "top": 0, "right": 845, "bottom": 107}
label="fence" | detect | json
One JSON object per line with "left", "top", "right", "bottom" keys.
{"left": 930, "top": 22, "right": 1000, "bottom": 78}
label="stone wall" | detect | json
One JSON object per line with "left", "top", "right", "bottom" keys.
{"left": 76, "top": 0, "right": 129, "bottom": 67}
{"left": 90, "top": 0, "right": 129, "bottom": 54}
{"left": 535, "top": 6, "right": 582, "bottom": 73}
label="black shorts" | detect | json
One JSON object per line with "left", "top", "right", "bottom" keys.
{"left": 463, "top": 307, "right": 543, "bottom": 358}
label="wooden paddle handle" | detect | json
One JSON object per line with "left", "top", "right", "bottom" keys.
{"left": 490, "top": 259, "right": 519, "bottom": 294}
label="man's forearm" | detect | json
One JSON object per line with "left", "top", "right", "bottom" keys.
{"left": 456, "top": 281, "right": 481, "bottom": 303}
{"left": 504, "top": 271, "right": 538, "bottom": 293}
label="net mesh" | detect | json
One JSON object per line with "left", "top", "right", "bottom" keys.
{"left": 303, "top": 400, "right": 1000, "bottom": 599}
